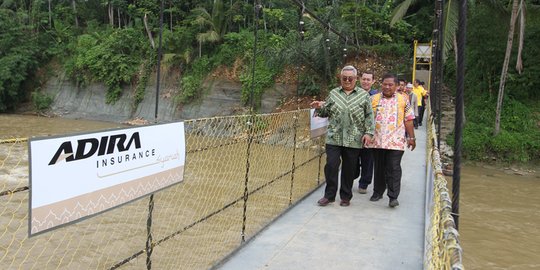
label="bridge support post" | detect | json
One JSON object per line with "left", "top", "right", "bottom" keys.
{"left": 145, "top": 194, "right": 154, "bottom": 269}
{"left": 288, "top": 112, "right": 299, "bottom": 205}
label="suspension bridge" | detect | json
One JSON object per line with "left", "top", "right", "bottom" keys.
{"left": 214, "top": 108, "right": 462, "bottom": 270}
{"left": 217, "top": 116, "right": 430, "bottom": 269}
{"left": 1, "top": 0, "right": 467, "bottom": 268}
{"left": 0, "top": 107, "right": 462, "bottom": 269}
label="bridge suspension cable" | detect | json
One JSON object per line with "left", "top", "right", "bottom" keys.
{"left": 288, "top": 0, "right": 360, "bottom": 51}
{"left": 452, "top": 0, "right": 467, "bottom": 230}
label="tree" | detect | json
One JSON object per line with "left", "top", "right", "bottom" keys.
{"left": 494, "top": 0, "right": 525, "bottom": 135}
{"left": 390, "top": 0, "right": 458, "bottom": 60}
{"left": 192, "top": 0, "right": 228, "bottom": 57}
{"left": 0, "top": 9, "right": 39, "bottom": 112}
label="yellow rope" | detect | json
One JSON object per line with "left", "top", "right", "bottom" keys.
{"left": 0, "top": 110, "right": 326, "bottom": 269}
{"left": 0, "top": 138, "right": 28, "bottom": 144}
{"left": 1, "top": 108, "right": 463, "bottom": 269}
{"left": 425, "top": 103, "right": 464, "bottom": 270}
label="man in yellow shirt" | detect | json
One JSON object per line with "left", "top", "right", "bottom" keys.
{"left": 412, "top": 79, "right": 428, "bottom": 126}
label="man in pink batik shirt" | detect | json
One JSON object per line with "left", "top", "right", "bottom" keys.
{"left": 366, "top": 73, "right": 416, "bottom": 208}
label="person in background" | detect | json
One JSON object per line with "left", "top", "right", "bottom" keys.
{"left": 406, "top": 83, "right": 419, "bottom": 129}
{"left": 398, "top": 79, "right": 406, "bottom": 95}
{"left": 397, "top": 79, "right": 410, "bottom": 102}
{"left": 360, "top": 71, "right": 379, "bottom": 96}
{"left": 412, "top": 79, "right": 428, "bottom": 126}
{"left": 355, "top": 71, "right": 378, "bottom": 194}
{"left": 311, "top": 65, "right": 374, "bottom": 207}
{"left": 366, "top": 73, "right": 416, "bottom": 208}
{"left": 419, "top": 81, "right": 429, "bottom": 122}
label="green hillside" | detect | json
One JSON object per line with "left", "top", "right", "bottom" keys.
{"left": 0, "top": 0, "right": 538, "bottom": 162}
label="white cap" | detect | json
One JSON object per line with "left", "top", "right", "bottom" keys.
{"left": 406, "top": 83, "right": 413, "bottom": 88}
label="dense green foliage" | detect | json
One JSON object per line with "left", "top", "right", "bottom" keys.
{"left": 240, "top": 56, "right": 279, "bottom": 107}
{"left": 64, "top": 29, "right": 151, "bottom": 104}
{"left": 178, "top": 56, "right": 212, "bottom": 104}
{"left": 1, "top": 0, "right": 539, "bottom": 163}
{"left": 31, "top": 91, "right": 54, "bottom": 112}
{"left": 446, "top": 95, "right": 540, "bottom": 162}
{"left": 0, "top": 10, "right": 41, "bottom": 111}
{"left": 134, "top": 58, "right": 155, "bottom": 109}
{"left": 443, "top": 1, "right": 540, "bottom": 162}
{"left": 0, "top": 0, "right": 423, "bottom": 111}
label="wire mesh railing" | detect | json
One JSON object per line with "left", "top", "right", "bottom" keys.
{"left": 0, "top": 109, "right": 325, "bottom": 269}
{"left": 424, "top": 103, "right": 464, "bottom": 270}
{"left": 2, "top": 107, "right": 464, "bottom": 269}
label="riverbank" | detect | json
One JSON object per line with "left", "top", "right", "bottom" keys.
{"left": 435, "top": 84, "right": 539, "bottom": 176}
{"left": 35, "top": 71, "right": 296, "bottom": 124}
{"left": 462, "top": 160, "right": 539, "bottom": 178}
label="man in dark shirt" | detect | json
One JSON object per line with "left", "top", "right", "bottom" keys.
{"left": 355, "top": 71, "right": 378, "bottom": 194}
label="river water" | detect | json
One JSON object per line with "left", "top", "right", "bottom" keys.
{"left": 0, "top": 114, "right": 125, "bottom": 139}
{"left": 1, "top": 114, "right": 539, "bottom": 268}
{"left": 459, "top": 164, "right": 540, "bottom": 269}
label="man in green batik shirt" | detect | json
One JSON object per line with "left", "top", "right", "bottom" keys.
{"left": 311, "top": 65, "right": 375, "bottom": 207}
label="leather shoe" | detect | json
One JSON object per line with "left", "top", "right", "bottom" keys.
{"left": 389, "top": 199, "right": 399, "bottom": 208}
{"left": 339, "top": 200, "right": 350, "bottom": 207}
{"left": 317, "top": 197, "right": 334, "bottom": 206}
{"left": 370, "top": 193, "right": 383, "bottom": 202}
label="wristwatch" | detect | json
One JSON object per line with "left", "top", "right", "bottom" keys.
{"left": 408, "top": 137, "right": 416, "bottom": 141}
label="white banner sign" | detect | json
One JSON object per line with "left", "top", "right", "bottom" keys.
{"left": 29, "top": 122, "right": 185, "bottom": 236}
{"left": 310, "top": 108, "right": 328, "bottom": 138}
{"left": 416, "top": 44, "right": 432, "bottom": 57}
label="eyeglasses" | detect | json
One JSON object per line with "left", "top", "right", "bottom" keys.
{"left": 341, "top": 76, "right": 356, "bottom": 82}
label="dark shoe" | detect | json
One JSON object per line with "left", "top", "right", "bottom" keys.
{"left": 317, "top": 197, "right": 334, "bottom": 206}
{"left": 370, "top": 194, "right": 383, "bottom": 202}
{"left": 419, "top": 122, "right": 422, "bottom": 126}
{"left": 358, "top": 188, "right": 367, "bottom": 194}
{"left": 389, "top": 199, "right": 399, "bottom": 208}
{"left": 339, "top": 200, "right": 350, "bottom": 207}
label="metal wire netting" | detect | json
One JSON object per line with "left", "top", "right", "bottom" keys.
{"left": 0, "top": 109, "right": 325, "bottom": 269}
{"left": 2, "top": 107, "right": 464, "bottom": 269}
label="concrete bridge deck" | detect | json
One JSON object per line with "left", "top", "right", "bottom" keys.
{"left": 216, "top": 125, "right": 428, "bottom": 270}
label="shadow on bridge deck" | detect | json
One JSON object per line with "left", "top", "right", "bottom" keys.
{"left": 215, "top": 124, "right": 428, "bottom": 270}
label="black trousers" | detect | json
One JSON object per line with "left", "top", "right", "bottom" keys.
{"left": 358, "top": 148, "right": 374, "bottom": 189}
{"left": 372, "top": 149, "right": 404, "bottom": 200}
{"left": 324, "top": 144, "right": 361, "bottom": 201}
{"left": 418, "top": 105, "right": 425, "bottom": 125}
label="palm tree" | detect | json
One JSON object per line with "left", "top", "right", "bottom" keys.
{"left": 390, "top": 0, "right": 527, "bottom": 135}
{"left": 494, "top": 0, "right": 525, "bottom": 135}
{"left": 192, "top": 0, "right": 228, "bottom": 57}
{"left": 390, "top": 0, "right": 458, "bottom": 61}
